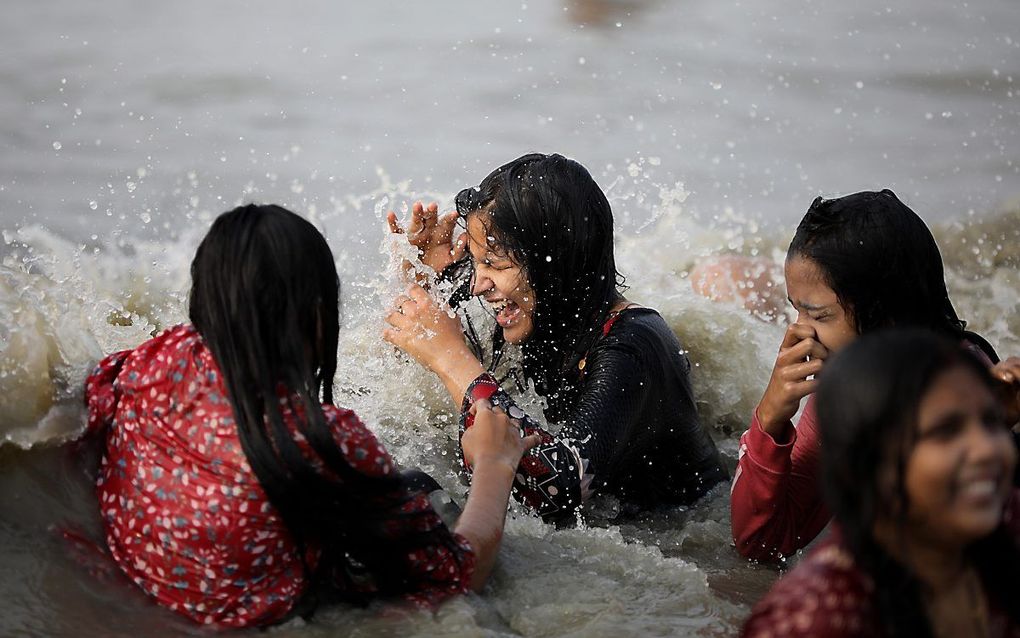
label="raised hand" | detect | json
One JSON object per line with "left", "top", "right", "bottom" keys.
{"left": 387, "top": 201, "right": 468, "bottom": 274}
{"left": 383, "top": 284, "right": 484, "bottom": 403}
{"left": 757, "top": 323, "right": 829, "bottom": 438}
{"left": 384, "top": 284, "right": 467, "bottom": 370}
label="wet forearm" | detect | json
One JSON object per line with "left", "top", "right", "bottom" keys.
{"left": 453, "top": 458, "right": 516, "bottom": 591}
{"left": 437, "top": 351, "right": 486, "bottom": 408}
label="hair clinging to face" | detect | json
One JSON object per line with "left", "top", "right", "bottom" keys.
{"left": 456, "top": 153, "right": 624, "bottom": 401}
{"left": 788, "top": 190, "right": 965, "bottom": 338}
{"left": 816, "top": 329, "right": 1020, "bottom": 637}
{"left": 817, "top": 330, "right": 987, "bottom": 554}
{"left": 188, "top": 204, "right": 450, "bottom": 603}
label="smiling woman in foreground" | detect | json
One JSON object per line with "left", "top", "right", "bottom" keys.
{"left": 384, "top": 153, "right": 726, "bottom": 522}
{"left": 742, "top": 330, "right": 1020, "bottom": 638}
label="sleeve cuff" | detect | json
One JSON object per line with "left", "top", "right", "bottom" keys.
{"left": 744, "top": 409, "right": 797, "bottom": 473}
{"left": 458, "top": 373, "right": 504, "bottom": 473}
{"left": 461, "top": 372, "right": 500, "bottom": 413}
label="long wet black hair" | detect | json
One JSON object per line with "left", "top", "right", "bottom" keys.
{"left": 817, "top": 330, "right": 1020, "bottom": 637}
{"left": 189, "top": 204, "right": 449, "bottom": 606}
{"left": 788, "top": 189, "right": 998, "bottom": 361}
{"left": 455, "top": 153, "right": 624, "bottom": 412}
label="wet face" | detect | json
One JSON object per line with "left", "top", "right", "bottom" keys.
{"left": 465, "top": 214, "right": 537, "bottom": 344}
{"left": 785, "top": 256, "right": 857, "bottom": 353}
{"left": 893, "top": 366, "right": 1016, "bottom": 549}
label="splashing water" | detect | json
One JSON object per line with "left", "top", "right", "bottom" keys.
{"left": 0, "top": 170, "right": 1017, "bottom": 637}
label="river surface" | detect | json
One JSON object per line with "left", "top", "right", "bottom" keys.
{"left": 1, "top": 1, "right": 1018, "bottom": 636}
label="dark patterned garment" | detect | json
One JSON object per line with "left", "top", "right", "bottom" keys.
{"left": 84, "top": 324, "right": 474, "bottom": 628}
{"left": 459, "top": 307, "right": 727, "bottom": 522}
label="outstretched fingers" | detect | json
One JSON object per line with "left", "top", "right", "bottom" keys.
{"left": 408, "top": 201, "right": 439, "bottom": 239}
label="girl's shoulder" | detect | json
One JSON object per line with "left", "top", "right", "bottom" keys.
{"left": 593, "top": 306, "right": 688, "bottom": 368}
{"left": 319, "top": 404, "right": 396, "bottom": 478}
{"left": 600, "top": 306, "right": 673, "bottom": 345}
{"left": 114, "top": 324, "right": 212, "bottom": 390}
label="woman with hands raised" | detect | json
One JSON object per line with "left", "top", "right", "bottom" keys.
{"left": 385, "top": 153, "right": 726, "bottom": 523}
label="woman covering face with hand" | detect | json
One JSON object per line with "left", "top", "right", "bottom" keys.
{"left": 384, "top": 153, "right": 726, "bottom": 522}
{"left": 729, "top": 190, "right": 1014, "bottom": 562}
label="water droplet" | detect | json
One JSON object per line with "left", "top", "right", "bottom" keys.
{"left": 89, "top": 200, "right": 98, "bottom": 210}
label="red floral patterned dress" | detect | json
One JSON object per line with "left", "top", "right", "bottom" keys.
{"left": 84, "top": 324, "right": 474, "bottom": 628}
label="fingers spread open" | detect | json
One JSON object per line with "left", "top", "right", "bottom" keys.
{"left": 409, "top": 201, "right": 438, "bottom": 237}
{"left": 436, "top": 211, "right": 459, "bottom": 241}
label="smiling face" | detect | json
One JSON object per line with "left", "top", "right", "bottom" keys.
{"left": 886, "top": 365, "right": 1016, "bottom": 550}
{"left": 785, "top": 255, "right": 858, "bottom": 354}
{"left": 465, "top": 214, "right": 537, "bottom": 344}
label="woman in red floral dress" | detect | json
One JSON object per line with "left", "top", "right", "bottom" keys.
{"left": 84, "top": 204, "right": 537, "bottom": 628}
